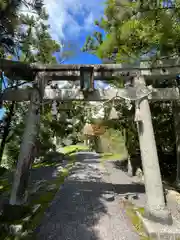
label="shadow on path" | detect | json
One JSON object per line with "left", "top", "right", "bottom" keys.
{"left": 35, "top": 153, "right": 140, "bottom": 240}
{"left": 35, "top": 172, "right": 108, "bottom": 239}
{"left": 69, "top": 152, "right": 101, "bottom": 161}
{"left": 65, "top": 180, "right": 145, "bottom": 195}
{"left": 30, "top": 166, "right": 60, "bottom": 183}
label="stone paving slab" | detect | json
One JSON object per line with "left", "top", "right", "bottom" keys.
{"left": 35, "top": 154, "right": 139, "bottom": 240}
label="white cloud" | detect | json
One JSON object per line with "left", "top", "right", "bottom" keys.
{"left": 43, "top": 0, "right": 105, "bottom": 42}
{"left": 84, "top": 12, "right": 95, "bottom": 31}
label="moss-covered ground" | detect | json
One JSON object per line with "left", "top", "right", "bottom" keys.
{"left": 120, "top": 199, "right": 151, "bottom": 240}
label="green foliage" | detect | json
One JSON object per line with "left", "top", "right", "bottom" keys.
{"left": 100, "top": 126, "right": 128, "bottom": 157}
{"left": 84, "top": 0, "right": 180, "bottom": 62}
{"left": 0, "top": 177, "right": 10, "bottom": 194}
{"left": 18, "top": 9, "right": 60, "bottom": 63}
{"left": 0, "top": 0, "right": 44, "bottom": 56}
{"left": 2, "top": 101, "right": 86, "bottom": 168}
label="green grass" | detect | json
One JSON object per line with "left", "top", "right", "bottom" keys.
{"left": 121, "top": 200, "right": 150, "bottom": 240}
{"left": 32, "top": 161, "right": 58, "bottom": 169}
{"left": 100, "top": 152, "right": 128, "bottom": 161}
{"left": 32, "top": 144, "right": 90, "bottom": 169}
{"left": 61, "top": 144, "right": 89, "bottom": 154}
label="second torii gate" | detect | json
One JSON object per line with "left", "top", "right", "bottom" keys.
{"left": 1, "top": 58, "right": 180, "bottom": 227}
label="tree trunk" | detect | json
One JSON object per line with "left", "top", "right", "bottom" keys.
{"left": 173, "top": 100, "right": 180, "bottom": 187}
{"left": 0, "top": 101, "right": 15, "bottom": 163}
{"left": 9, "top": 73, "right": 44, "bottom": 205}
{"left": 134, "top": 75, "right": 172, "bottom": 225}
{"left": 94, "top": 136, "right": 103, "bottom": 153}
{"left": 124, "top": 128, "right": 133, "bottom": 176}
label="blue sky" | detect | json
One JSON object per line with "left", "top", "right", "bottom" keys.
{"left": 43, "top": 0, "right": 106, "bottom": 64}
{"left": 44, "top": 0, "right": 109, "bottom": 89}
{"left": 0, "top": 109, "right": 5, "bottom": 119}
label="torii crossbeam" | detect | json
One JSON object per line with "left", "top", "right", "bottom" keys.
{"left": 2, "top": 58, "right": 179, "bottom": 228}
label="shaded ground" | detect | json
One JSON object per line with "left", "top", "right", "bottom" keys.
{"left": 34, "top": 152, "right": 140, "bottom": 240}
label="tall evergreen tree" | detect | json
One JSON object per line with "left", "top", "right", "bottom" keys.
{"left": 0, "top": 0, "right": 44, "bottom": 56}
{"left": 83, "top": 0, "right": 180, "bottom": 62}
{"left": 0, "top": 5, "right": 61, "bottom": 166}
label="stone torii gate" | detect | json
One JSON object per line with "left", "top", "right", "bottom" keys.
{"left": 1, "top": 58, "right": 180, "bottom": 228}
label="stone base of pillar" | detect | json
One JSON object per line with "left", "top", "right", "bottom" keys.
{"left": 137, "top": 211, "right": 180, "bottom": 239}
{"left": 144, "top": 206, "right": 173, "bottom": 225}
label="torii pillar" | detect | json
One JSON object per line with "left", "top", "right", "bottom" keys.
{"left": 134, "top": 75, "right": 172, "bottom": 225}
{"left": 9, "top": 72, "right": 45, "bottom": 205}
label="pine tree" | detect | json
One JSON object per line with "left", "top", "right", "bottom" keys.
{"left": 83, "top": 0, "right": 180, "bottom": 62}
{"left": 0, "top": 6, "right": 61, "bottom": 166}
{"left": 0, "top": 0, "right": 44, "bottom": 56}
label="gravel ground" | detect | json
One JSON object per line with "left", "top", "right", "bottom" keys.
{"left": 35, "top": 153, "right": 140, "bottom": 240}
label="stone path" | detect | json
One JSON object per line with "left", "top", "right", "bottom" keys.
{"left": 35, "top": 152, "right": 140, "bottom": 240}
